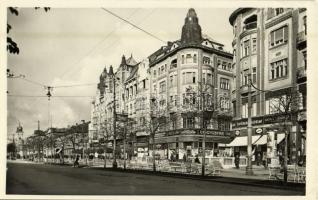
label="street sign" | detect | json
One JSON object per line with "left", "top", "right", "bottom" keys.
{"left": 255, "top": 128, "right": 263, "bottom": 134}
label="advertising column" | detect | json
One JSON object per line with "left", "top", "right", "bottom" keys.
{"left": 266, "top": 131, "right": 279, "bottom": 166}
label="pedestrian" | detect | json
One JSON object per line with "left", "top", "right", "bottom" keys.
{"left": 73, "top": 155, "right": 79, "bottom": 168}
{"left": 234, "top": 154, "right": 240, "bottom": 169}
{"left": 194, "top": 155, "right": 200, "bottom": 164}
{"left": 182, "top": 154, "right": 187, "bottom": 162}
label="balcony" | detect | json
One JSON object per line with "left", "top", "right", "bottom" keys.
{"left": 296, "top": 66, "right": 307, "bottom": 83}
{"left": 239, "top": 85, "right": 256, "bottom": 94}
{"left": 243, "top": 22, "right": 257, "bottom": 32}
{"left": 297, "top": 31, "right": 306, "bottom": 50}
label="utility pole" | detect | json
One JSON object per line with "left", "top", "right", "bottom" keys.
{"left": 246, "top": 74, "right": 253, "bottom": 175}
{"left": 123, "top": 125, "right": 127, "bottom": 170}
{"left": 201, "top": 87, "right": 206, "bottom": 176}
{"left": 112, "top": 76, "right": 118, "bottom": 169}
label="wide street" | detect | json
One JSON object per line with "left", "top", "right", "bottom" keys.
{"left": 6, "top": 162, "right": 304, "bottom": 195}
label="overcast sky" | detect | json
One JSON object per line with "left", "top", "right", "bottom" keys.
{"left": 7, "top": 7, "right": 235, "bottom": 138}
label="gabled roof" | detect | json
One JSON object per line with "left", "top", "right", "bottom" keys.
{"left": 126, "top": 65, "right": 139, "bottom": 82}
{"left": 126, "top": 54, "right": 138, "bottom": 66}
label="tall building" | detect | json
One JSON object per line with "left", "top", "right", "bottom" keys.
{"left": 89, "top": 8, "right": 235, "bottom": 160}
{"left": 147, "top": 8, "right": 234, "bottom": 159}
{"left": 228, "top": 8, "right": 306, "bottom": 164}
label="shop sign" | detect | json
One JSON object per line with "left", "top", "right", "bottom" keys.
{"left": 205, "top": 130, "right": 232, "bottom": 137}
{"left": 116, "top": 113, "right": 128, "bottom": 122}
{"left": 255, "top": 128, "right": 263, "bottom": 134}
{"left": 232, "top": 113, "right": 291, "bottom": 128}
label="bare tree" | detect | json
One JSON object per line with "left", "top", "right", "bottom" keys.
{"left": 267, "top": 86, "right": 301, "bottom": 183}
{"left": 137, "top": 96, "right": 168, "bottom": 172}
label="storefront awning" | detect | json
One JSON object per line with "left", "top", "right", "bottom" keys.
{"left": 253, "top": 135, "right": 267, "bottom": 145}
{"left": 219, "top": 135, "right": 262, "bottom": 147}
{"left": 220, "top": 133, "right": 286, "bottom": 147}
{"left": 277, "top": 133, "right": 285, "bottom": 144}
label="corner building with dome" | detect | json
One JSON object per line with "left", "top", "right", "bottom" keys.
{"left": 89, "top": 8, "right": 235, "bottom": 161}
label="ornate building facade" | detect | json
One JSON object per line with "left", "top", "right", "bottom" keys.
{"left": 89, "top": 8, "right": 235, "bottom": 160}
{"left": 228, "top": 8, "right": 307, "bottom": 164}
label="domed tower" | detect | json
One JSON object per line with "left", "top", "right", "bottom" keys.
{"left": 181, "top": 8, "right": 202, "bottom": 44}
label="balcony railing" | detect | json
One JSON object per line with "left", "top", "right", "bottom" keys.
{"left": 297, "top": 31, "right": 306, "bottom": 49}
{"left": 243, "top": 22, "right": 257, "bottom": 31}
{"left": 296, "top": 66, "right": 307, "bottom": 83}
{"left": 297, "top": 31, "right": 306, "bottom": 43}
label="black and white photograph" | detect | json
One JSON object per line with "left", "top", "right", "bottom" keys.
{"left": 2, "top": 1, "right": 317, "bottom": 199}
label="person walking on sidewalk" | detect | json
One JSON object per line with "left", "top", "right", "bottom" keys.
{"left": 73, "top": 155, "right": 79, "bottom": 168}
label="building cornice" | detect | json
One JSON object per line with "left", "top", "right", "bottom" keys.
{"left": 149, "top": 44, "right": 233, "bottom": 67}
{"left": 265, "top": 10, "right": 293, "bottom": 29}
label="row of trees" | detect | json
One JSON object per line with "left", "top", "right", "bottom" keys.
{"left": 24, "top": 122, "right": 89, "bottom": 164}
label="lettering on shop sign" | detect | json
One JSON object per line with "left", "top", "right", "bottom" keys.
{"left": 205, "top": 130, "right": 232, "bottom": 137}
{"left": 232, "top": 113, "right": 291, "bottom": 128}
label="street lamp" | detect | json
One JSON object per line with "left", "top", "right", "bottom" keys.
{"left": 106, "top": 66, "right": 120, "bottom": 169}
{"left": 246, "top": 74, "right": 254, "bottom": 175}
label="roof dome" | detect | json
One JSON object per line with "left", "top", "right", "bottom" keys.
{"left": 181, "top": 8, "right": 202, "bottom": 44}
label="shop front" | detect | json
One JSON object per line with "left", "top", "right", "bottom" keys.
{"left": 149, "top": 129, "right": 234, "bottom": 161}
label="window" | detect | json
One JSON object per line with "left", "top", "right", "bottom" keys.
{"left": 222, "top": 62, "right": 227, "bottom": 70}
{"left": 265, "top": 95, "right": 288, "bottom": 114}
{"left": 220, "top": 78, "right": 230, "bottom": 90}
{"left": 192, "top": 72, "right": 196, "bottom": 83}
{"left": 203, "top": 56, "right": 211, "bottom": 65}
{"left": 217, "top": 60, "right": 222, "bottom": 68}
{"left": 252, "top": 38, "right": 257, "bottom": 53}
{"left": 171, "top": 59, "right": 177, "bottom": 69}
{"left": 181, "top": 55, "right": 185, "bottom": 64}
{"left": 153, "top": 84, "right": 157, "bottom": 92}
{"left": 142, "top": 79, "right": 146, "bottom": 89}
{"left": 186, "top": 54, "right": 192, "bottom": 63}
{"left": 193, "top": 54, "right": 197, "bottom": 63}
{"left": 242, "top": 103, "right": 248, "bottom": 118}
{"left": 159, "top": 81, "right": 166, "bottom": 93}
{"left": 252, "top": 103, "right": 257, "bottom": 117}
{"left": 153, "top": 69, "right": 157, "bottom": 77}
{"left": 270, "top": 26, "right": 288, "bottom": 47}
{"left": 202, "top": 73, "right": 206, "bottom": 84}
{"left": 207, "top": 73, "right": 212, "bottom": 84}
{"left": 220, "top": 97, "right": 230, "bottom": 110}
{"left": 270, "top": 59, "right": 288, "bottom": 80}
{"left": 169, "top": 75, "right": 177, "bottom": 87}
{"left": 134, "top": 84, "right": 138, "bottom": 95}
{"left": 243, "top": 69, "right": 249, "bottom": 86}
{"left": 252, "top": 67, "right": 257, "bottom": 83}
{"left": 303, "top": 16, "right": 307, "bottom": 35}
{"left": 170, "top": 114, "right": 177, "bottom": 130}
{"left": 243, "top": 40, "right": 250, "bottom": 57}
{"left": 169, "top": 95, "right": 174, "bottom": 105}
{"left": 184, "top": 72, "right": 196, "bottom": 84}
{"left": 183, "top": 117, "right": 195, "bottom": 128}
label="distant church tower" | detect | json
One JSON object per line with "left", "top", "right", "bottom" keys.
{"left": 181, "top": 8, "right": 202, "bottom": 44}
{"left": 16, "top": 121, "right": 24, "bottom": 141}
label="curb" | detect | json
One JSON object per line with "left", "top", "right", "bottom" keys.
{"left": 89, "top": 167, "right": 305, "bottom": 192}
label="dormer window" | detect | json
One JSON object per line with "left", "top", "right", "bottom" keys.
{"left": 275, "top": 8, "right": 284, "bottom": 16}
